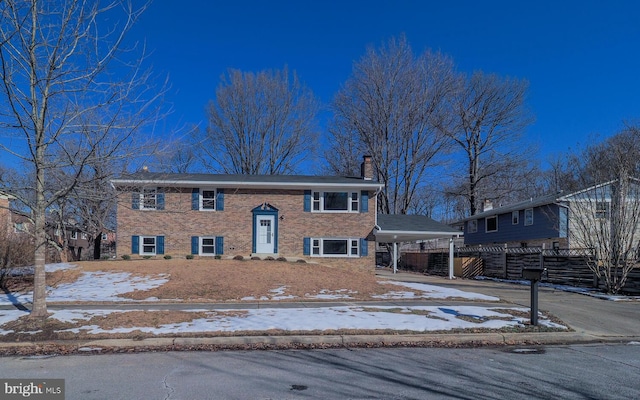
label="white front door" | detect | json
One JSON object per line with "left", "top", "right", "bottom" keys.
{"left": 255, "top": 215, "right": 275, "bottom": 254}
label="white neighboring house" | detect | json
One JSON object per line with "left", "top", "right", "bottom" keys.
{"left": 558, "top": 176, "right": 640, "bottom": 255}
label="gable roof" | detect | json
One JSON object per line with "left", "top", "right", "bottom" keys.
{"left": 375, "top": 214, "right": 461, "bottom": 242}
{"left": 456, "top": 176, "right": 640, "bottom": 223}
{"left": 111, "top": 171, "right": 384, "bottom": 190}
{"left": 557, "top": 176, "right": 640, "bottom": 201}
{"left": 457, "top": 193, "right": 563, "bottom": 223}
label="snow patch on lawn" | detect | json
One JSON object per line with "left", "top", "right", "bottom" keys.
{"left": 46, "top": 305, "right": 564, "bottom": 335}
{"left": 373, "top": 281, "right": 500, "bottom": 301}
{"left": 0, "top": 264, "right": 169, "bottom": 305}
{"left": 47, "top": 271, "right": 169, "bottom": 302}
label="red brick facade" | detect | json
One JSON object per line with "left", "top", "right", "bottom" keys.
{"left": 116, "top": 185, "right": 379, "bottom": 270}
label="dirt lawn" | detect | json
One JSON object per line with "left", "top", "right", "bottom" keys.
{"left": 51, "top": 258, "right": 396, "bottom": 302}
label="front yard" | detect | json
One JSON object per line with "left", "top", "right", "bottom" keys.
{"left": 0, "top": 259, "right": 568, "bottom": 345}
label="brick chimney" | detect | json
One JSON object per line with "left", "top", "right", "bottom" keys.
{"left": 483, "top": 199, "right": 493, "bottom": 211}
{"left": 361, "top": 155, "right": 373, "bottom": 180}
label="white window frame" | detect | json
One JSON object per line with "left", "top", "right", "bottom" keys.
{"left": 311, "top": 191, "right": 360, "bottom": 213}
{"left": 101, "top": 233, "right": 108, "bottom": 241}
{"left": 199, "top": 236, "right": 216, "bottom": 256}
{"left": 309, "top": 237, "right": 359, "bottom": 257}
{"left": 524, "top": 208, "right": 534, "bottom": 226}
{"left": 140, "top": 236, "right": 157, "bottom": 256}
{"left": 486, "top": 216, "right": 498, "bottom": 233}
{"left": 140, "top": 188, "right": 158, "bottom": 210}
{"left": 199, "top": 188, "right": 216, "bottom": 211}
{"left": 70, "top": 231, "right": 78, "bottom": 240}
{"left": 512, "top": 211, "right": 519, "bottom": 225}
{"left": 468, "top": 220, "right": 478, "bottom": 233}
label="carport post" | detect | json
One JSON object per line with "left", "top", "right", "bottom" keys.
{"left": 448, "top": 237, "right": 454, "bottom": 280}
{"left": 393, "top": 242, "right": 398, "bottom": 274}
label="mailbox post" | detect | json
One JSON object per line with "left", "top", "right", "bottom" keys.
{"left": 522, "top": 267, "right": 545, "bottom": 326}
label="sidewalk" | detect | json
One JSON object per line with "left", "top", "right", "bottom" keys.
{"left": 1, "top": 269, "right": 638, "bottom": 354}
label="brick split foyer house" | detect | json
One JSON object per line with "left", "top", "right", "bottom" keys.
{"left": 111, "top": 157, "right": 385, "bottom": 270}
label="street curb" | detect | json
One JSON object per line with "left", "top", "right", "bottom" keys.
{"left": 2, "top": 332, "right": 638, "bottom": 354}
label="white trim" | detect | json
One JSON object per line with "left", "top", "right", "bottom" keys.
{"left": 199, "top": 188, "right": 217, "bottom": 211}
{"left": 310, "top": 237, "right": 360, "bottom": 258}
{"left": 140, "top": 236, "right": 157, "bottom": 256}
{"left": 311, "top": 191, "right": 360, "bottom": 213}
{"left": 524, "top": 208, "right": 534, "bottom": 226}
{"left": 112, "top": 179, "right": 384, "bottom": 191}
{"left": 139, "top": 188, "right": 158, "bottom": 210}
{"left": 199, "top": 236, "right": 216, "bottom": 256}
{"left": 485, "top": 215, "right": 498, "bottom": 232}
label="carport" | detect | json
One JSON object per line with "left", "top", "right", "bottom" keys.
{"left": 374, "top": 214, "right": 462, "bottom": 278}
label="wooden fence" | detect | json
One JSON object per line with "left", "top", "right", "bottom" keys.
{"left": 400, "top": 247, "right": 640, "bottom": 296}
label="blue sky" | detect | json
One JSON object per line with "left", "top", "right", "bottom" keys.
{"left": 129, "top": 0, "right": 640, "bottom": 166}
{"left": 1, "top": 1, "right": 638, "bottom": 171}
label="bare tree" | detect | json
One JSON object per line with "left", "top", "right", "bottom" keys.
{"left": 327, "top": 36, "right": 456, "bottom": 214}
{"left": 0, "top": 0, "right": 163, "bottom": 318}
{"left": 564, "top": 175, "right": 640, "bottom": 294}
{"left": 579, "top": 125, "right": 640, "bottom": 183}
{"left": 539, "top": 124, "right": 640, "bottom": 195}
{"left": 202, "top": 67, "right": 319, "bottom": 174}
{"left": 154, "top": 135, "right": 200, "bottom": 173}
{"left": 440, "top": 71, "right": 534, "bottom": 216}
{"left": 548, "top": 125, "right": 640, "bottom": 294}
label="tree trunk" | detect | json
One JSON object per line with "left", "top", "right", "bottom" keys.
{"left": 94, "top": 234, "right": 102, "bottom": 260}
{"left": 31, "top": 164, "right": 48, "bottom": 318}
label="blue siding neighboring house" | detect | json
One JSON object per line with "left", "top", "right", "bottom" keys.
{"left": 456, "top": 193, "right": 568, "bottom": 248}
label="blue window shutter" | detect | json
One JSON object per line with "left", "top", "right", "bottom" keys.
{"left": 303, "top": 190, "right": 311, "bottom": 212}
{"left": 192, "top": 188, "right": 199, "bottom": 210}
{"left": 156, "top": 236, "right": 165, "bottom": 254}
{"left": 156, "top": 192, "right": 165, "bottom": 210}
{"left": 360, "top": 238, "right": 368, "bottom": 257}
{"left": 132, "top": 235, "right": 139, "bottom": 254}
{"left": 131, "top": 193, "right": 140, "bottom": 210}
{"left": 216, "top": 236, "right": 224, "bottom": 255}
{"left": 360, "top": 191, "right": 369, "bottom": 213}
{"left": 217, "top": 189, "right": 224, "bottom": 211}
{"left": 191, "top": 236, "right": 199, "bottom": 255}
{"left": 303, "top": 237, "right": 310, "bottom": 255}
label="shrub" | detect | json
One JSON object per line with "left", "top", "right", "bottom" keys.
{"left": 264, "top": 256, "right": 275, "bottom": 261}
{"left": 186, "top": 254, "right": 194, "bottom": 260}
{"left": 164, "top": 255, "right": 172, "bottom": 260}
{"left": 276, "top": 257, "right": 287, "bottom": 262}
{"left": 233, "top": 255, "right": 244, "bottom": 260}
{"left": 101, "top": 255, "right": 110, "bottom": 260}
{"left": 251, "top": 256, "right": 261, "bottom": 260}
{"left": 296, "top": 259, "right": 307, "bottom": 263}
{"left": 121, "top": 254, "right": 131, "bottom": 260}
{"left": 0, "top": 231, "right": 35, "bottom": 269}
{"left": 214, "top": 255, "right": 222, "bottom": 259}
{"left": 142, "top": 255, "right": 151, "bottom": 259}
